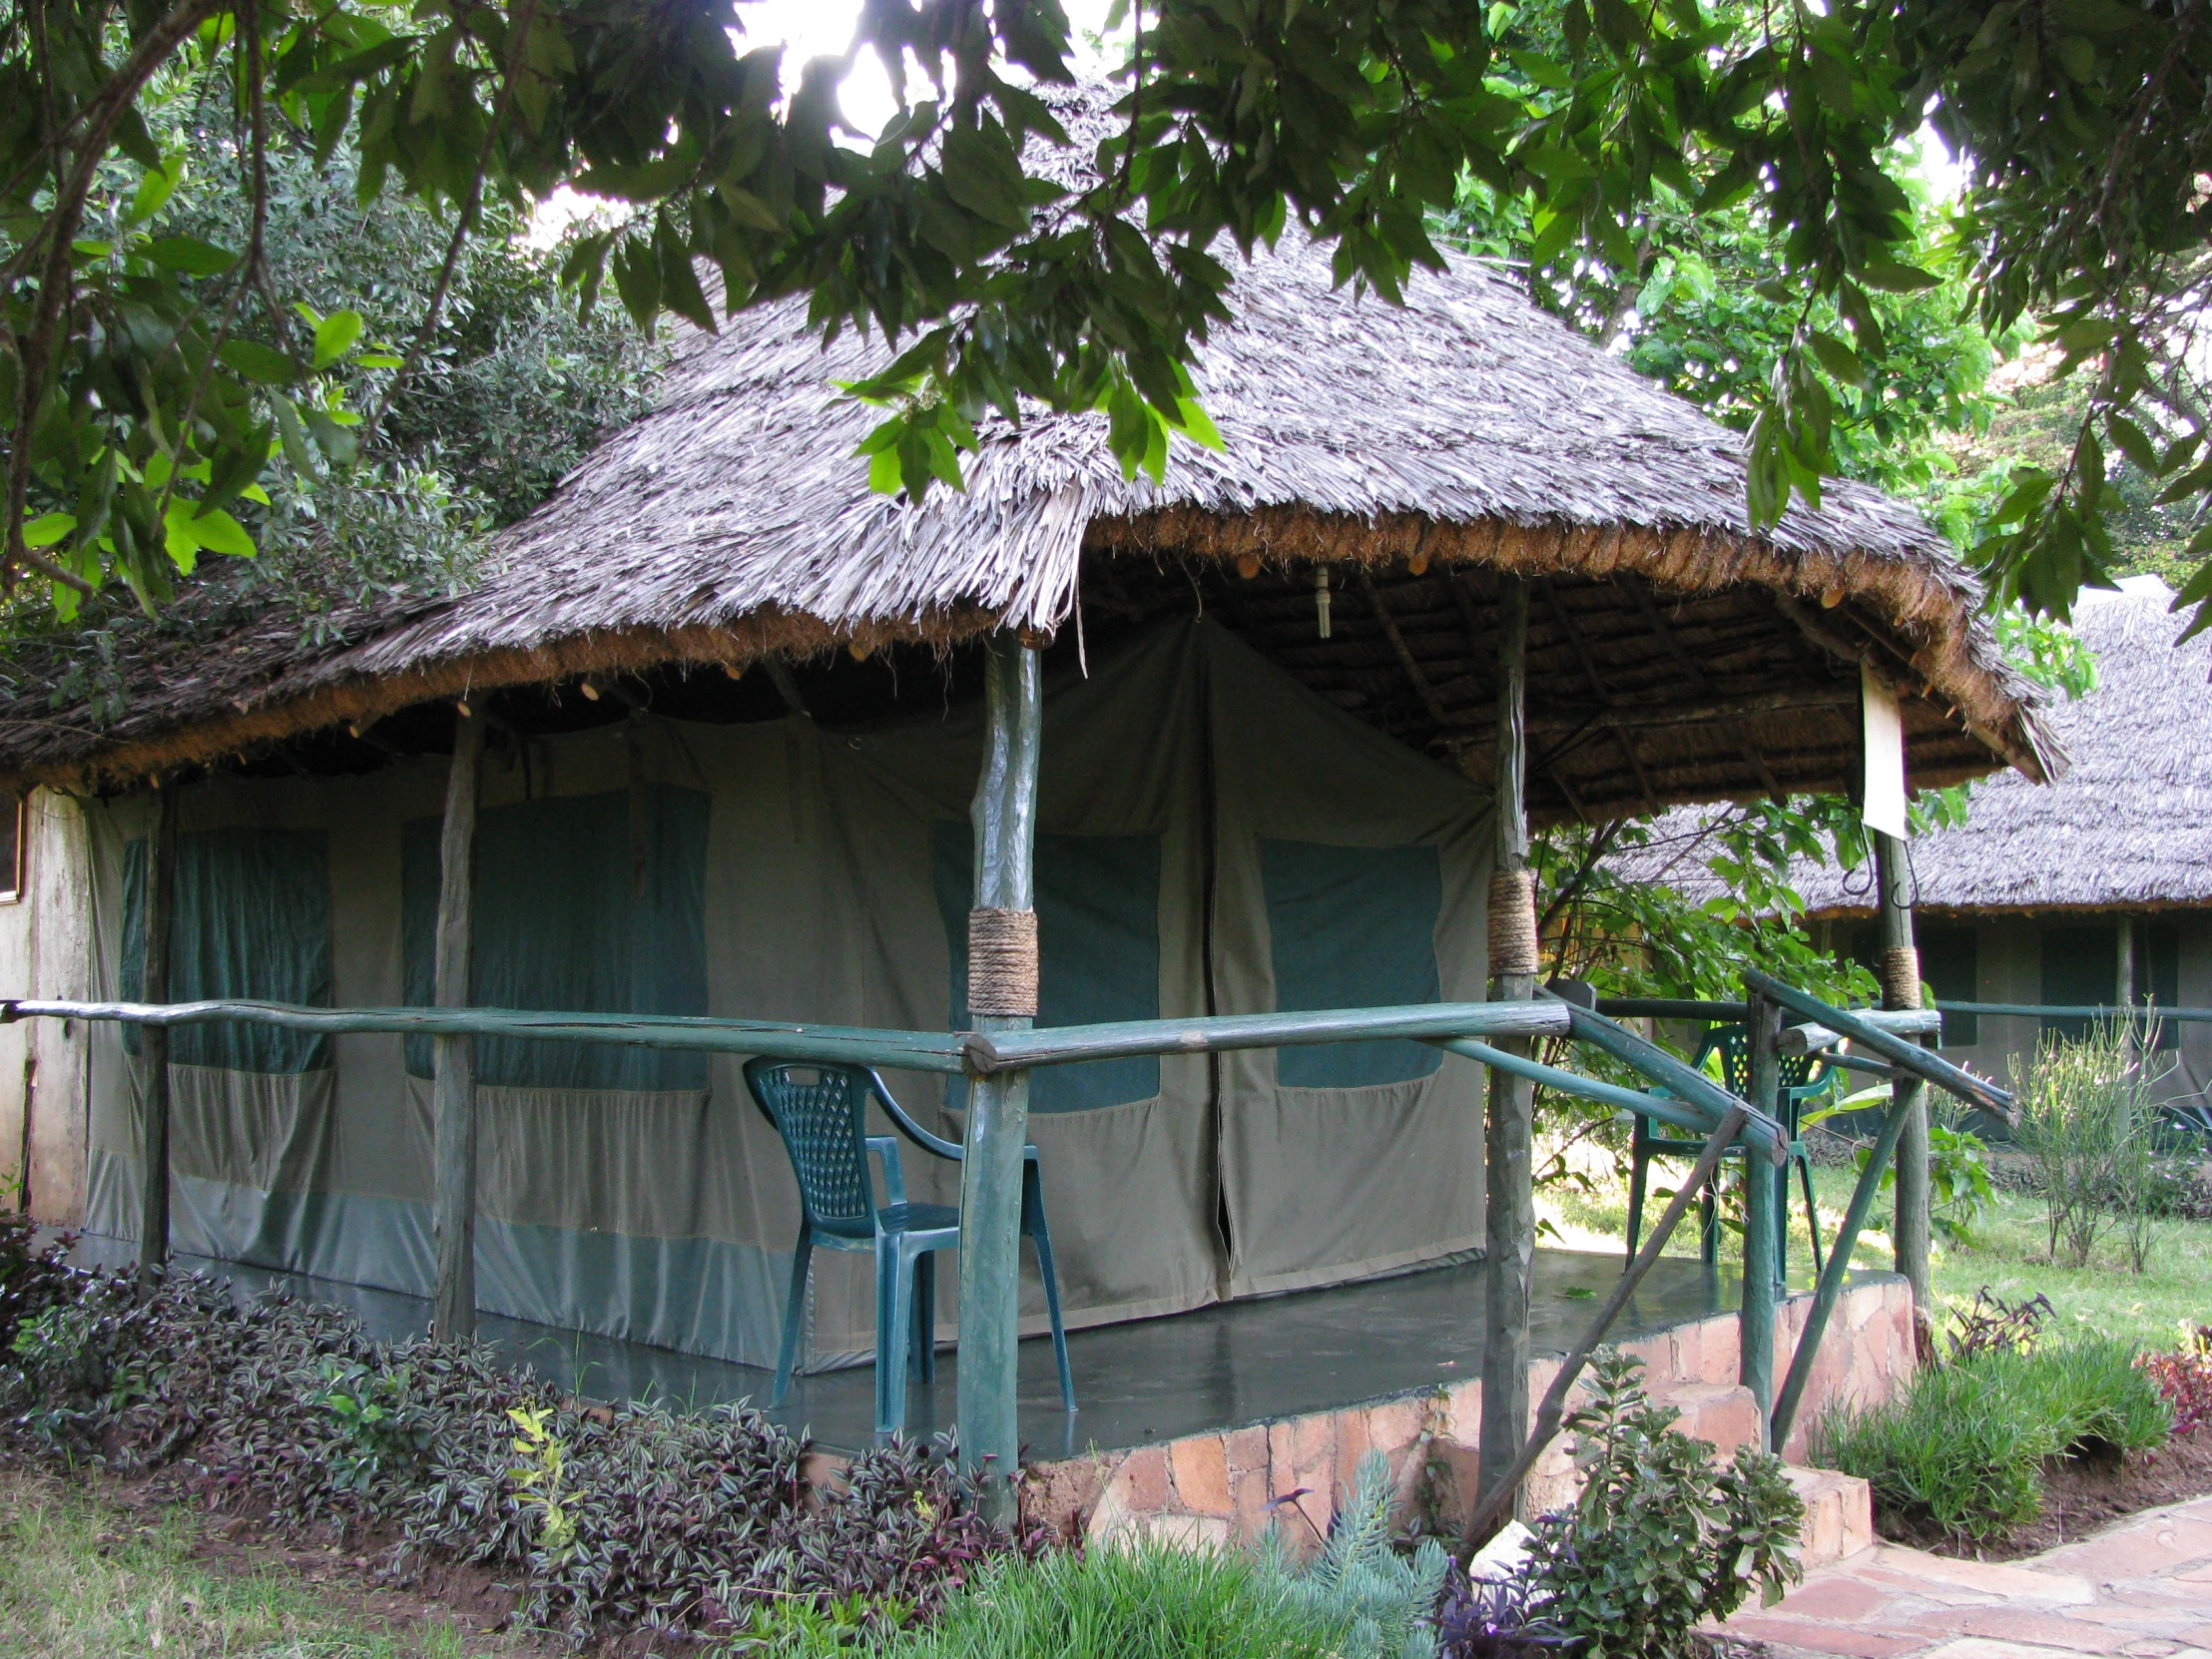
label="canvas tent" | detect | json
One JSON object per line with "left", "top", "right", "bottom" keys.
{"left": 64, "top": 621, "right": 1492, "bottom": 1370}
{"left": 0, "top": 92, "right": 2057, "bottom": 1390}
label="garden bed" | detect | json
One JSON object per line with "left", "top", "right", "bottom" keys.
{"left": 1876, "top": 1425, "right": 2212, "bottom": 1561}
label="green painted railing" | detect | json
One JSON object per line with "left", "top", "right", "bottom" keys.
{"left": 7, "top": 979, "right": 2008, "bottom": 1457}
{"left": 1935, "top": 1001, "right": 2212, "bottom": 1023}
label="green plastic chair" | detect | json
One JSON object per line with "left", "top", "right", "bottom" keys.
{"left": 743, "top": 1058, "right": 1075, "bottom": 1435}
{"left": 1624, "top": 1023, "right": 1837, "bottom": 1281}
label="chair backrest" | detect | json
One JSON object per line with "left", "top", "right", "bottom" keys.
{"left": 1698, "top": 1025, "right": 1833, "bottom": 1127}
{"left": 743, "top": 1059, "right": 877, "bottom": 1238}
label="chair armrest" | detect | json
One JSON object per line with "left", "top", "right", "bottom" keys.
{"left": 867, "top": 1136, "right": 907, "bottom": 1210}
{"left": 867, "top": 1068, "right": 965, "bottom": 1161}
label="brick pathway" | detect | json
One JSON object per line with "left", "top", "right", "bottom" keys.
{"left": 1716, "top": 1496, "right": 2212, "bottom": 1658}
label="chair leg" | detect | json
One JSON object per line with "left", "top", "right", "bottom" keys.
{"left": 773, "top": 1225, "right": 813, "bottom": 1408}
{"left": 878, "top": 1240, "right": 917, "bottom": 1435}
{"left": 911, "top": 1252, "right": 936, "bottom": 1384}
{"left": 1023, "top": 1168, "right": 1075, "bottom": 1414}
{"left": 872, "top": 1240, "right": 896, "bottom": 1434}
{"left": 1699, "top": 1170, "right": 1720, "bottom": 1267}
{"left": 1774, "top": 1163, "right": 1792, "bottom": 1286}
{"left": 1798, "top": 1153, "right": 1826, "bottom": 1277}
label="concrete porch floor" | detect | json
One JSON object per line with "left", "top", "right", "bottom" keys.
{"left": 69, "top": 1236, "right": 1849, "bottom": 1459}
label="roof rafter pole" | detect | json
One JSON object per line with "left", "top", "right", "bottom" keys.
{"left": 1358, "top": 568, "right": 1451, "bottom": 728}
{"left": 136, "top": 782, "right": 177, "bottom": 1293}
{"left": 1479, "top": 574, "right": 1538, "bottom": 1530}
{"left": 1536, "top": 578, "right": 1659, "bottom": 814}
{"left": 1627, "top": 583, "right": 1787, "bottom": 799}
{"left": 432, "top": 707, "right": 485, "bottom": 1341}
{"left": 1875, "top": 830, "right": 1932, "bottom": 1337}
{"left": 956, "top": 631, "right": 1042, "bottom": 1526}
{"left": 1740, "top": 985, "right": 1783, "bottom": 1446}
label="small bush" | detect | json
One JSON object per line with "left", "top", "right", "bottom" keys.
{"left": 868, "top": 1543, "right": 1347, "bottom": 1659}
{"left": 1943, "top": 1288, "right": 2053, "bottom": 1365}
{"left": 2011, "top": 1020, "right": 2170, "bottom": 1271}
{"left": 1519, "top": 1350, "right": 1803, "bottom": 1659}
{"left": 1813, "top": 1361, "right": 2051, "bottom": 1540}
{"left": 2006, "top": 1338, "right": 2171, "bottom": 1456}
{"left": 2138, "top": 1327, "right": 2212, "bottom": 1436}
{"left": 1252, "top": 1448, "right": 1447, "bottom": 1659}
{"left": 1814, "top": 1337, "right": 2172, "bottom": 1541}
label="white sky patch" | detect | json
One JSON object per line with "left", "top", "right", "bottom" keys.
{"left": 530, "top": 0, "right": 1119, "bottom": 246}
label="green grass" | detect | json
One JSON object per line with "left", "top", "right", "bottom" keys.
{"left": 0, "top": 1468, "right": 524, "bottom": 1659}
{"left": 1538, "top": 1141, "right": 2212, "bottom": 1354}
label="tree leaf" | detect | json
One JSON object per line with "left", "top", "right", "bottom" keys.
{"left": 312, "top": 309, "right": 364, "bottom": 370}
{"left": 219, "top": 339, "right": 301, "bottom": 384}
{"left": 143, "top": 236, "right": 239, "bottom": 276}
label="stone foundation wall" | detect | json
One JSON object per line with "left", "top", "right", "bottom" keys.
{"left": 1022, "top": 1274, "right": 1914, "bottom": 1553}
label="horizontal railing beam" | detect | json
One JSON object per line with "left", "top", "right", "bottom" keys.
{"left": 1594, "top": 996, "right": 1940, "bottom": 1037}
{"left": 2, "top": 998, "right": 973, "bottom": 1074}
{"left": 1554, "top": 997, "right": 1789, "bottom": 1164}
{"left": 1936, "top": 1001, "right": 2212, "bottom": 1023}
{"left": 1741, "top": 969, "right": 2012, "bottom": 1120}
{"left": 964, "top": 1000, "right": 1572, "bottom": 1073}
{"left": 1437, "top": 1037, "right": 1718, "bottom": 1138}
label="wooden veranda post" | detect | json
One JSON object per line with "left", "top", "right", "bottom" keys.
{"left": 432, "top": 708, "right": 485, "bottom": 1341}
{"left": 1739, "top": 987, "right": 1783, "bottom": 1445}
{"left": 1874, "top": 830, "right": 1931, "bottom": 1326}
{"left": 1479, "top": 577, "right": 1538, "bottom": 1517}
{"left": 957, "top": 633, "right": 1043, "bottom": 1524}
{"left": 137, "top": 783, "right": 178, "bottom": 1291}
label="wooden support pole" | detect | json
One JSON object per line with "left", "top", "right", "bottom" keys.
{"left": 1771, "top": 1087, "right": 1918, "bottom": 1450}
{"left": 1480, "top": 577, "right": 1537, "bottom": 1523}
{"left": 432, "top": 709, "right": 484, "bottom": 1342}
{"left": 1874, "top": 830, "right": 1931, "bottom": 1327}
{"left": 2118, "top": 917, "right": 2138, "bottom": 1064}
{"left": 956, "top": 633, "right": 1042, "bottom": 1524}
{"left": 1457, "top": 1104, "right": 1749, "bottom": 1564}
{"left": 1740, "top": 987, "right": 1783, "bottom": 1447}
{"left": 136, "top": 785, "right": 177, "bottom": 1292}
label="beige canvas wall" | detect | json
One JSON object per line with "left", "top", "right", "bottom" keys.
{"left": 50, "top": 620, "right": 1497, "bottom": 1374}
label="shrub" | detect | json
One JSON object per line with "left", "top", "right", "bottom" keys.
{"left": 0, "top": 1266, "right": 1037, "bottom": 1645}
{"left": 1943, "top": 1288, "right": 2053, "bottom": 1365}
{"left": 1518, "top": 1350, "right": 1803, "bottom": 1659}
{"left": 867, "top": 1542, "right": 1348, "bottom": 1659}
{"left": 1814, "top": 1337, "right": 2172, "bottom": 1541}
{"left": 1251, "top": 1448, "right": 1448, "bottom": 1659}
{"left": 2011, "top": 1020, "right": 2169, "bottom": 1271}
{"left": 2137, "top": 1328, "right": 2212, "bottom": 1437}
{"left": 2006, "top": 1339, "right": 2171, "bottom": 1456}
{"left": 0, "top": 1212, "right": 75, "bottom": 1353}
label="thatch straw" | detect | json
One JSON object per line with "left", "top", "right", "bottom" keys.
{"left": 0, "top": 86, "right": 2056, "bottom": 797}
{"left": 1614, "top": 578, "right": 2193, "bottom": 912}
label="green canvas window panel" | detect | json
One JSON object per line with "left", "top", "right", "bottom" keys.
{"left": 123, "top": 829, "right": 332, "bottom": 1073}
{"left": 403, "top": 787, "right": 711, "bottom": 1091}
{"left": 1259, "top": 838, "right": 1443, "bottom": 1089}
{"left": 933, "top": 824, "right": 1162, "bottom": 1114}
{"left": 2040, "top": 922, "right": 2117, "bottom": 1044}
{"left": 1850, "top": 922, "right": 1978, "bottom": 1045}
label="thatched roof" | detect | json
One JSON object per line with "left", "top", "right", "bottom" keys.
{"left": 0, "top": 89, "right": 2059, "bottom": 803}
{"left": 1615, "top": 578, "right": 2203, "bottom": 913}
